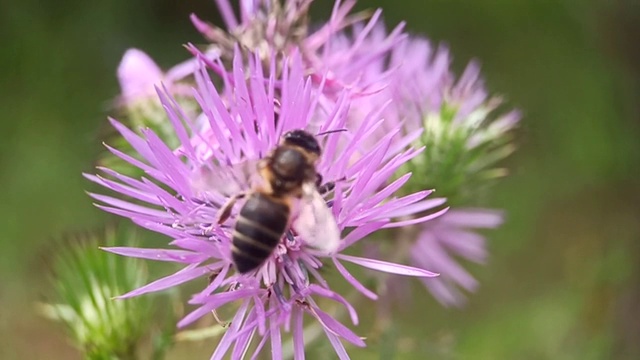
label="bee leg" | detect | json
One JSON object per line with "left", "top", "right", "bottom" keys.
{"left": 316, "top": 175, "right": 346, "bottom": 195}
{"left": 315, "top": 173, "right": 334, "bottom": 195}
{"left": 211, "top": 309, "right": 230, "bottom": 328}
{"left": 217, "top": 192, "right": 246, "bottom": 224}
{"left": 317, "top": 181, "right": 336, "bottom": 195}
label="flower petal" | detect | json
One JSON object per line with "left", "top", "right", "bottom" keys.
{"left": 332, "top": 258, "right": 378, "bottom": 300}
{"left": 179, "top": 288, "right": 261, "bottom": 328}
{"left": 101, "top": 246, "right": 206, "bottom": 263}
{"left": 309, "top": 306, "right": 365, "bottom": 348}
{"left": 117, "top": 264, "right": 209, "bottom": 299}
{"left": 337, "top": 254, "right": 438, "bottom": 277}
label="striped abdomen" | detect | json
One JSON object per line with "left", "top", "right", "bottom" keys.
{"left": 232, "top": 192, "right": 290, "bottom": 273}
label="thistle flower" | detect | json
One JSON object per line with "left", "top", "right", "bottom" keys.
{"left": 119, "top": 0, "right": 517, "bottom": 309}
{"left": 86, "top": 50, "right": 445, "bottom": 358}
{"left": 300, "top": 13, "right": 520, "bottom": 306}
{"left": 191, "top": 0, "right": 314, "bottom": 61}
{"left": 401, "top": 57, "right": 519, "bottom": 306}
{"left": 389, "top": 43, "right": 519, "bottom": 307}
{"left": 190, "top": 0, "right": 386, "bottom": 86}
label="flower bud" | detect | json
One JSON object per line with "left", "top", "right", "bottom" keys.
{"left": 40, "top": 228, "right": 152, "bottom": 359}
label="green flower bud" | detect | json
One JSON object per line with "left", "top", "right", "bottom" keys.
{"left": 40, "top": 228, "right": 151, "bottom": 359}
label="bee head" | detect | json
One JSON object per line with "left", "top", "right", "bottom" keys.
{"left": 281, "top": 130, "right": 321, "bottom": 157}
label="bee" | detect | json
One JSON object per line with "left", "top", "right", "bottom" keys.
{"left": 216, "top": 129, "right": 341, "bottom": 273}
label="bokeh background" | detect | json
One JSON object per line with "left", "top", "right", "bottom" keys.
{"left": 1, "top": 0, "right": 639, "bottom": 359}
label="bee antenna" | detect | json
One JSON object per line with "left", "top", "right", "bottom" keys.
{"left": 316, "top": 129, "right": 347, "bottom": 137}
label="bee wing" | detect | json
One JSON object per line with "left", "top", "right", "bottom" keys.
{"left": 292, "top": 182, "right": 341, "bottom": 255}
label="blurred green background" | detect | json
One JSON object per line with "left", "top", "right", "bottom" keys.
{"left": 1, "top": 0, "right": 639, "bottom": 359}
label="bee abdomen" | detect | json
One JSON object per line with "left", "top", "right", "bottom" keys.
{"left": 232, "top": 193, "right": 289, "bottom": 273}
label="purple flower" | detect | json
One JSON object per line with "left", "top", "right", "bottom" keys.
{"left": 391, "top": 44, "right": 519, "bottom": 307}
{"left": 190, "top": 0, "right": 399, "bottom": 91}
{"left": 299, "top": 12, "right": 521, "bottom": 306}
{"left": 87, "top": 49, "right": 445, "bottom": 358}
{"left": 192, "top": 0, "right": 315, "bottom": 57}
